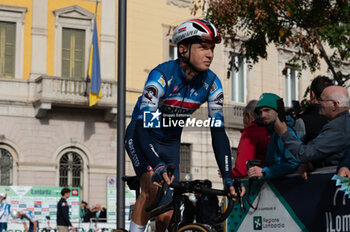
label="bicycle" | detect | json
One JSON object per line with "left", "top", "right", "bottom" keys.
{"left": 120, "top": 167, "right": 235, "bottom": 232}
{"left": 40, "top": 216, "right": 57, "bottom": 232}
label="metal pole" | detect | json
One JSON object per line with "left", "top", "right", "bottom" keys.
{"left": 117, "top": 0, "right": 126, "bottom": 229}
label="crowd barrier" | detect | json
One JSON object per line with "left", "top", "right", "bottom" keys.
{"left": 227, "top": 166, "right": 350, "bottom": 232}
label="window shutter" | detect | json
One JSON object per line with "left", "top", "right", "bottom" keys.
{"left": 62, "top": 28, "right": 85, "bottom": 78}
{"left": 0, "top": 21, "right": 16, "bottom": 78}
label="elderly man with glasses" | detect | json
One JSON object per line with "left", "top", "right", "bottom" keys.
{"left": 274, "top": 85, "right": 350, "bottom": 178}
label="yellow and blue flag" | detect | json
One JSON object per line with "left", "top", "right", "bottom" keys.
{"left": 88, "top": 19, "right": 102, "bottom": 106}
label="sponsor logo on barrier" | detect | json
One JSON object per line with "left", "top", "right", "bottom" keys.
{"left": 254, "top": 216, "right": 262, "bottom": 230}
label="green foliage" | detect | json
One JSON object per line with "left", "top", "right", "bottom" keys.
{"left": 195, "top": 0, "right": 350, "bottom": 86}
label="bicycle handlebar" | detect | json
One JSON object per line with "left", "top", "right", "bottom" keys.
{"left": 145, "top": 167, "right": 234, "bottom": 223}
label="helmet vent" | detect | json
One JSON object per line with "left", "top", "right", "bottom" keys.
{"left": 192, "top": 23, "right": 206, "bottom": 33}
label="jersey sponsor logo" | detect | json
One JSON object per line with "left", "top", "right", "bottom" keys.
{"left": 173, "top": 86, "right": 179, "bottom": 92}
{"left": 158, "top": 77, "right": 166, "bottom": 87}
{"left": 215, "top": 93, "right": 223, "bottom": 105}
{"left": 127, "top": 138, "right": 140, "bottom": 167}
{"left": 209, "top": 82, "right": 217, "bottom": 93}
{"left": 160, "top": 104, "right": 198, "bottom": 115}
{"left": 168, "top": 76, "right": 173, "bottom": 86}
{"left": 144, "top": 85, "right": 158, "bottom": 101}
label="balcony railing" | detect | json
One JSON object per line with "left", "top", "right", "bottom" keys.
{"left": 34, "top": 75, "right": 117, "bottom": 106}
{"left": 0, "top": 76, "right": 117, "bottom": 120}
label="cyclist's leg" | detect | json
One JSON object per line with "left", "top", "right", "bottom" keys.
{"left": 154, "top": 137, "right": 180, "bottom": 232}
{"left": 130, "top": 171, "right": 158, "bottom": 227}
{"left": 126, "top": 120, "right": 158, "bottom": 231}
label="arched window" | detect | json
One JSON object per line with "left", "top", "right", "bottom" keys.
{"left": 59, "top": 152, "right": 83, "bottom": 187}
{"left": 0, "top": 148, "right": 13, "bottom": 185}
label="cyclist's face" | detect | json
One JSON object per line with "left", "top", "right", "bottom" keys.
{"left": 189, "top": 42, "right": 215, "bottom": 71}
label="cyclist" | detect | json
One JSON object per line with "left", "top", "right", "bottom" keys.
{"left": 0, "top": 193, "right": 10, "bottom": 232}
{"left": 12, "top": 209, "right": 39, "bottom": 232}
{"left": 125, "top": 19, "right": 245, "bottom": 232}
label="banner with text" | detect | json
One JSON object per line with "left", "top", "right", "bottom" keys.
{"left": 0, "top": 186, "right": 80, "bottom": 223}
{"left": 228, "top": 172, "right": 350, "bottom": 232}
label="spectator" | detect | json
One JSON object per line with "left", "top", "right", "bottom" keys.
{"left": 274, "top": 85, "right": 350, "bottom": 178}
{"left": 294, "top": 76, "right": 333, "bottom": 179}
{"left": 295, "top": 76, "right": 333, "bottom": 143}
{"left": 57, "top": 188, "right": 75, "bottom": 232}
{"left": 0, "top": 193, "right": 10, "bottom": 232}
{"left": 195, "top": 180, "right": 219, "bottom": 226}
{"left": 91, "top": 204, "right": 106, "bottom": 223}
{"left": 247, "top": 93, "right": 300, "bottom": 178}
{"left": 80, "top": 201, "right": 91, "bottom": 223}
{"left": 232, "top": 100, "right": 270, "bottom": 177}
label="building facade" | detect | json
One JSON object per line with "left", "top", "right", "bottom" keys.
{"left": 0, "top": 0, "right": 348, "bottom": 208}
{"left": 0, "top": 0, "right": 116, "bottom": 205}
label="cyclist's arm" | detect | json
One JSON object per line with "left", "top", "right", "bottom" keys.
{"left": 22, "top": 220, "right": 28, "bottom": 232}
{"left": 135, "top": 69, "right": 166, "bottom": 169}
{"left": 208, "top": 77, "right": 232, "bottom": 182}
{"left": 33, "top": 221, "right": 37, "bottom": 232}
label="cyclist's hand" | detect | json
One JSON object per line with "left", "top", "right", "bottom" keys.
{"left": 152, "top": 164, "right": 174, "bottom": 187}
{"left": 224, "top": 178, "right": 246, "bottom": 201}
{"left": 71, "top": 226, "right": 76, "bottom": 231}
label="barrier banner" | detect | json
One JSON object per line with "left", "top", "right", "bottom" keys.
{"left": 0, "top": 186, "right": 80, "bottom": 221}
{"left": 228, "top": 173, "right": 350, "bottom": 232}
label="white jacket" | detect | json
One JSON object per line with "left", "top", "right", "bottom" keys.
{"left": 0, "top": 200, "right": 10, "bottom": 223}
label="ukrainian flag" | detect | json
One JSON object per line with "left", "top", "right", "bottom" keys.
{"left": 88, "top": 19, "right": 102, "bottom": 106}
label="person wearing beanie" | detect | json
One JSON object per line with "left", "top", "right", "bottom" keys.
{"left": 247, "top": 93, "right": 300, "bottom": 178}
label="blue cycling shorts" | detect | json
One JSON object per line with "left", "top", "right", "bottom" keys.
{"left": 125, "top": 119, "right": 180, "bottom": 204}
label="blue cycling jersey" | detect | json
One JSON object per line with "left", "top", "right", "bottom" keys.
{"left": 133, "top": 59, "right": 232, "bottom": 181}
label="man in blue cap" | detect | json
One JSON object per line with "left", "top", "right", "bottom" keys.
{"left": 247, "top": 93, "right": 300, "bottom": 178}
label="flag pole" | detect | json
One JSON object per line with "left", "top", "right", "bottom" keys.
{"left": 117, "top": 0, "right": 126, "bottom": 229}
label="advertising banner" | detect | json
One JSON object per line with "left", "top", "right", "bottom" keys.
{"left": 228, "top": 173, "right": 350, "bottom": 232}
{"left": 0, "top": 186, "right": 80, "bottom": 222}
{"left": 106, "top": 176, "right": 136, "bottom": 223}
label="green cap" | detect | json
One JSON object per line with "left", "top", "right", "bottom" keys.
{"left": 255, "top": 93, "right": 281, "bottom": 111}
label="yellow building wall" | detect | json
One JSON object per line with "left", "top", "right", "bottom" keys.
{"left": 125, "top": 0, "right": 196, "bottom": 104}
{"left": 1, "top": 0, "right": 32, "bottom": 80}
{"left": 46, "top": 0, "right": 101, "bottom": 76}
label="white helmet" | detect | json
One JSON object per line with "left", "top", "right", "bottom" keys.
{"left": 0, "top": 193, "right": 6, "bottom": 198}
{"left": 11, "top": 209, "right": 18, "bottom": 219}
{"left": 172, "top": 19, "right": 221, "bottom": 45}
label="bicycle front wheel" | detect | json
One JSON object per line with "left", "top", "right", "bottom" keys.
{"left": 178, "top": 223, "right": 213, "bottom": 232}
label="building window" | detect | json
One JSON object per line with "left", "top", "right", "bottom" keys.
{"left": 62, "top": 28, "right": 85, "bottom": 78}
{"left": 0, "top": 148, "right": 13, "bottom": 185}
{"left": 169, "top": 42, "right": 178, "bottom": 60}
{"left": 180, "top": 143, "right": 191, "bottom": 179}
{"left": 0, "top": 5, "right": 26, "bottom": 79}
{"left": 54, "top": 5, "right": 94, "bottom": 77}
{"left": 231, "top": 55, "right": 246, "bottom": 103}
{"left": 284, "top": 66, "right": 299, "bottom": 107}
{"left": 0, "top": 21, "right": 16, "bottom": 78}
{"left": 59, "top": 152, "right": 83, "bottom": 188}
